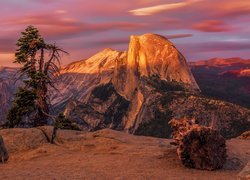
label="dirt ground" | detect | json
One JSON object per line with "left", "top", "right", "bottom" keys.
{"left": 0, "top": 129, "right": 249, "bottom": 180}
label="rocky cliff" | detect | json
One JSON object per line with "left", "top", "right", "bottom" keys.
{"left": 54, "top": 34, "right": 249, "bottom": 138}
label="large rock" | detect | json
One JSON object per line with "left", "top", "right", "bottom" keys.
{"left": 0, "top": 128, "right": 48, "bottom": 153}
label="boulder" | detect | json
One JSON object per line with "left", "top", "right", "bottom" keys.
{"left": 0, "top": 128, "right": 48, "bottom": 153}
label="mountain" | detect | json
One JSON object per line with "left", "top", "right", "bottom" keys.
{"left": 0, "top": 67, "right": 20, "bottom": 123}
{"left": 219, "top": 69, "right": 250, "bottom": 77}
{"left": 53, "top": 34, "right": 249, "bottom": 139}
{"left": 0, "top": 35, "right": 249, "bottom": 138}
{"left": 190, "top": 58, "right": 250, "bottom": 108}
{"left": 189, "top": 57, "right": 250, "bottom": 68}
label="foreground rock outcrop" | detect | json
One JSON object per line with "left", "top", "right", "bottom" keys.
{"left": 0, "top": 127, "right": 249, "bottom": 179}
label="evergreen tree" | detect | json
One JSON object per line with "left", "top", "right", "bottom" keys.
{"left": 6, "top": 25, "right": 67, "bottom": 127}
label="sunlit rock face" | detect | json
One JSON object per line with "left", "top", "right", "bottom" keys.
{"left": 112, "top": 34, "right": 199, "bottom": 133}
{"left": 53, "top": 34, "right": 201, "bottom": 134}
{"left": 51, "top": 48, "right": 126, "bottom": 106}
{"left": 113, "top": 34, "right": 199, "bottom": 100}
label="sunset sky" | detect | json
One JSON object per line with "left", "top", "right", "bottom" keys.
{"left": 1, "top": 0, "right": 250, "bottom": 66}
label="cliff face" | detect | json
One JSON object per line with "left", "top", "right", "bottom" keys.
{"left": 111, "top": 34, "right": 199, "bottom": 133}
{"left": 113, "top": 34, "right": 199, "bottom": 100}
{"left": 54, "top": 34, "right": 249, "bottom": 138}
{"left": 56, "top": 34, "right": 203, "bottom": 135}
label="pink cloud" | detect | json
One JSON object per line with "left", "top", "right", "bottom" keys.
{"left": 192, "top": 20, "right": 233, "bottom": 32}
{"left": 3, "top": 14, "right": 147, "bottom": 40}
{"left": 0, "top": 0, "right": 250, "bottom": 67}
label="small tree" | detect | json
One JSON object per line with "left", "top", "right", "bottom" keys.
{"left": 6, "top": 25, "right": 67, "bottom": 127}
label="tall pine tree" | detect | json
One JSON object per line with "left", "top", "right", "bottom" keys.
{"left": 6, "top": 25, "right": 67, "bottom": 127}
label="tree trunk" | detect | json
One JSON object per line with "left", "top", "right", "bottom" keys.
{"left": 169, "top": 118, "right": 227, "bottom": 170}
{"left": 35, "top": 83, "right": 49, "bottom": 126}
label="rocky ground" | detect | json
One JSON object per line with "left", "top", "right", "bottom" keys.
{"left": 0, "top": 127, "right": 249, "bottom": 179}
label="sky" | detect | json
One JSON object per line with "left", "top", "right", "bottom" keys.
{"left": 0, "top": 0, "right": 250, "bottom": 66}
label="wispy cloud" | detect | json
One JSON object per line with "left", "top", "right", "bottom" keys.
{"left": 129, "top": 0, "right": 202, "bottom": 16}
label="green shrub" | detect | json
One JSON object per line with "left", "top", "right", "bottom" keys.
{"left": 55, "top": 113, "right": 80, "bottom": 131}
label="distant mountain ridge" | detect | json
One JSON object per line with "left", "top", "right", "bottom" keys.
{"left": 189, "top": 57, "right": 250, "bottom": 108}
{"left": 219, "top": 69, "right": 250, "bottom": 77}
{"left": 189, "top": 57, "right": 250, "bottom": 68}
